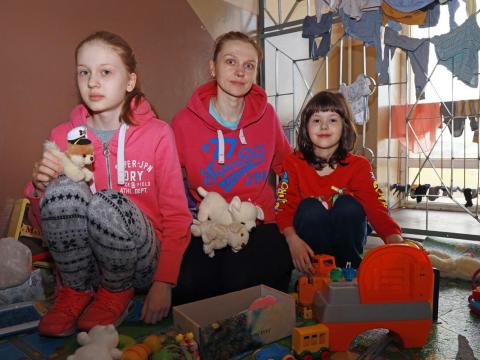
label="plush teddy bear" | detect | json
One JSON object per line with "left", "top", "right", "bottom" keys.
{"left": 67, "top": 324, "right": 122, "bottom": 360}
{"left": 196, "top": 187, "right": 263, "bottom": 229}
{"left": 44, "top": 126, "right": 94, "bottom": 183}
{"left": 196, "top": 186, "right": 233, "bottom": 225}
{"left": 191, "top": 219, "right": 249, "bottom": 258}
{"left": 428, "top": 249, "right": 480, "bottom": 281}
{"left": 228, "top": 197, "right": 264, "bottom": 231}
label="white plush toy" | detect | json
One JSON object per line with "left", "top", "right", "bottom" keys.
{"left": 197, "top": 186, "right": 233, "bottom": 225}
{"left": 428, "top": 249, "right": 480, "bottom": 281}
{"left": 196, "top": 186, "right": 263, "bottom": 228}
{"left": 67, "top": 324, "right": 122, "bottom": 360}
{"left": 191, "top": 219, "right": 249, "bottom": 258}
{"left": 228, "top": 197, "right": 264, "bottom": 231}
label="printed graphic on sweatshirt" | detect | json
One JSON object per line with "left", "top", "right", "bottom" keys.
{"left": 118, "top": 159, "right": 153, "bottom": 195}
{"left": 275, "top": 170, "right": 289, "bottom": 211}
{"left": 370, "top": 171, "right": 387, "bottom": 208}
{"left": 200, "top": 137, "right": 266, "bottom": 192}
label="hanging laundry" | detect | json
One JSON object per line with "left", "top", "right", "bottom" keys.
{"left": 384, "top": 0, "right": 436, "bottom": 12}
{"left": 463, "top": 188, "right": 478, "bottom": 207}
{"left": 390, "top": 183, "right": 409, "bottom": 197}
{"left": 419, "top": 1, "right": 441, "bottom": 28}
{"left": 448, "top": 0, "right": 460, "bottom": 29}
{"left": 410, "top": 184, "right": 420, "bottom": 199}
{"left": 454, "top": 99, "right": 480, "bottom": 142}
{"left": 430, "top": 15, "right": 480, "bottom": 88}
{"left": 465, "top": 0, "right": 477, "bottom": 16}
{"left": 382, "top": 2, "right": 428, "bottom": 25}
{"left": 391, "top": 103, "right": 442, "bottom": 153}
{"left": 302, "top": 12, "right": 333, "bottom": 60}
{"left": 428, "top": 185, "right": 443, "bottom": 201}
{"left": 314, "top": 0, "right": 337, "bottom": 21}
{"left": 441, "top": 102, "right": 466, "bottom": 137}
{"left": 442, "top": 100, "right": 480, "bottom": 137}
{"left": 339, "top": 8, "right": 383, "bottom": 71}
{"left": 415, "top": 184, "right": 431, "bottom": 203}
{"left": 339, "top": 74, "right": 373, "bottom": 125}
{"left": 340, "top": 0, "right": 382, "bottom": 20}
{"left": 379, "top": 27, "right": 430, "bottom": 100}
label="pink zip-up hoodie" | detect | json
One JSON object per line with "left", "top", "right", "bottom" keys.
{"left": 25, "top": 98, "right": 192, "bottom": 285}
{"left": 171, "top": 80, "right": 292, "bottom": 223}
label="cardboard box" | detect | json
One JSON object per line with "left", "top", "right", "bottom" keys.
{"left": 173, "top": 285, "right": 295, "bottom": 359}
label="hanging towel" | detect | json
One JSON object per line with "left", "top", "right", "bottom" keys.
{"left": 391, "top": 103, "right": 442, "bottom": 153}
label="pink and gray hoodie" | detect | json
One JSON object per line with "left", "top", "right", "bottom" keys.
{"left": 171, "top": 80, "right": 292, "bottom": 223}
{"left": 24, "top": 99, "right": 192, "bottom": 285}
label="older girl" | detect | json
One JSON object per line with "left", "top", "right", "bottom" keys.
{"left": 26, "top": 31, "right": 191, "bottom": 336}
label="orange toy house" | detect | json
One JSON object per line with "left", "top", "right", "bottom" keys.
{"left": 312, "top": 244, "right": 434, "bottom": 352}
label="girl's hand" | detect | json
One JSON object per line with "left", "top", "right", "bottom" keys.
{"left": 284, "top": 228, "right": 315, "bottom": 275}
{"left": 385, "top": 233, "right": 404, "bottom": 244}
{"left": 32, "top": 150, "right": 63, "bottom": 193}
{"left": 141, "top": 281, "right": 172, "bottom": 324}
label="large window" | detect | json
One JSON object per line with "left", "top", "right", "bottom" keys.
{"left": 405, "top": 6, "right": 479, "bottom": 209}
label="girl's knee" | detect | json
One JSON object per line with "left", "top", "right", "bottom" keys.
{"left": 41, "top": 176, "right": 92, "bottom": 210}
{"left": 332, "top": 195, "right": 365, "bottom": 219}
{"left": 294, "top": 197, "right": 328, "bottom": 226}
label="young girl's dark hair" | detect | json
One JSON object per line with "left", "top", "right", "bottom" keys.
{"left": 297, "top": 91, "right": 357, "bottom": 170}
{"left": 75, "top": 31, "right": 145, "bottom": 126}
{"left": 213, "top": 31, "right": 263, "bottom": 63}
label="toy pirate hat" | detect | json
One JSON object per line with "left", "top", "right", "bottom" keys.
{"left": 67, "top": 126, "right": 91, "bottom": 145}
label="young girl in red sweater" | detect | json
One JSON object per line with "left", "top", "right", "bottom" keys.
{"left": 276, "top": 91, "right": 404, "bottom": 274}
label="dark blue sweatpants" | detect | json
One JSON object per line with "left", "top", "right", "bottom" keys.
{"left": 293, "top": 195, "right": 368, "bottom": 268}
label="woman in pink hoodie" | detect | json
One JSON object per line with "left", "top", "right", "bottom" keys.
{"left": 172, "top": 31, "right": 293, "bottom": 304}
{"left": 26, "top": 31, "right": 191, "bottom": 336}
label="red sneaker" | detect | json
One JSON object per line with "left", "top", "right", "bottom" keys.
{"left": 77, "top": 287, "right": 134, "bottom": 331}
{"left": 38, "top": 287, "right": 93, "bottom": 337}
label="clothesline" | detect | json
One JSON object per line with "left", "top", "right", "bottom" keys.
{"left": 303, "top": 0, "right": 480, "bottom": 91}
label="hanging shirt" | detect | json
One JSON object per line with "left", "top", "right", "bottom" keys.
{"left": 430, "top": 15, "right": 480, "bottom": 88}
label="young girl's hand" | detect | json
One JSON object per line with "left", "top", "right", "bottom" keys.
{"left": 141, "top": 281, "right": 172, "bottom": 324}
{"left": 284, "top": 228, "right": 315, "bottom": 275}
{"left": 385, "top": 233, "right": 404, "bottom": 244}
{"left": 32, "top": 150, "right": 63, "bottom": 193}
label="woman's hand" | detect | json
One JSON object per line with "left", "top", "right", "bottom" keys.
{"left": 32, "top": 150, "right": 63, "bottom": 193}
{"left": 141, "top": 281, "right": 172, "bottom": 324}
{"left": 284, "top": 227, "right": 315, "bottom": 275}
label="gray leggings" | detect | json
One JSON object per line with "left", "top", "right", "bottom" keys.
{"left": 40, "top": 176, "right": 158, "bottom": 292}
